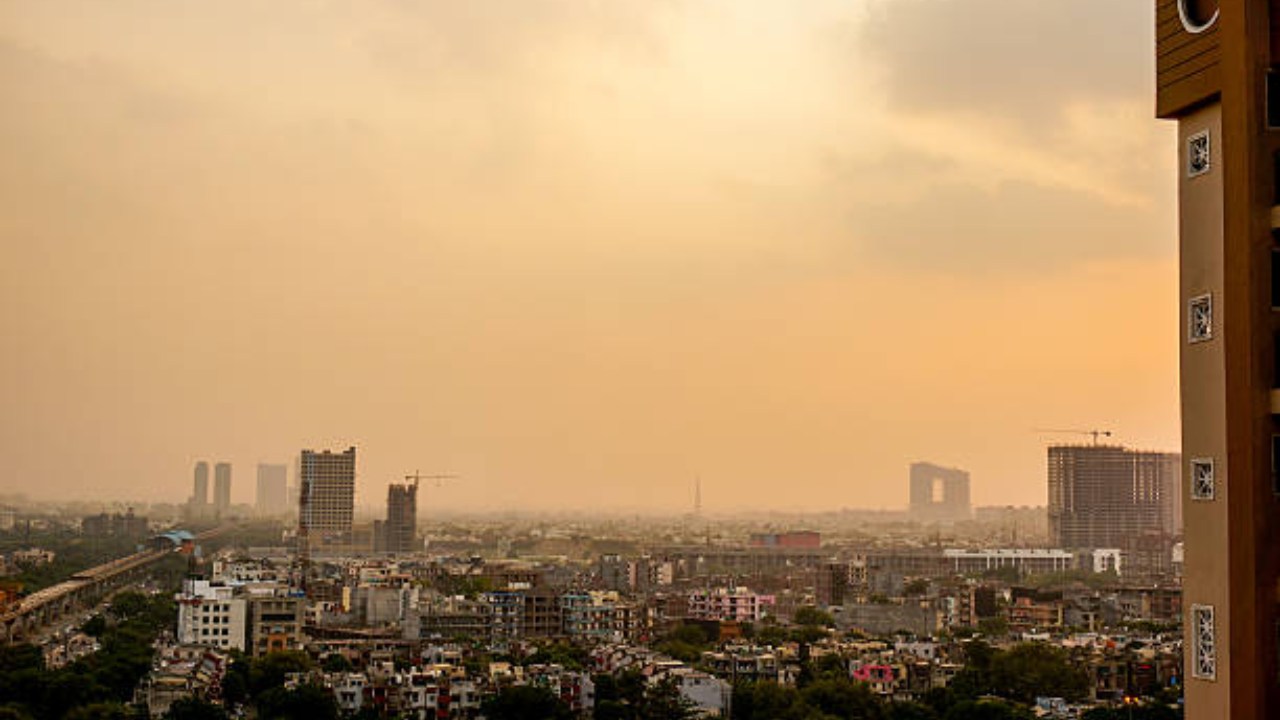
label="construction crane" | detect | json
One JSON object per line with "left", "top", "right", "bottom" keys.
{"left": 404, "top": 470, "right": 459, "bottom": 488}
{"left": 1034, "top": 428, "right": 1114, "bottom": 446}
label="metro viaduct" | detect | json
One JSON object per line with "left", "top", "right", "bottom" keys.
{"left": 0, "top": 525, "right": 233, "bottom": 645}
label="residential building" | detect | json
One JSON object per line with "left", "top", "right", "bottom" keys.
{"left": 299, "top": 447, "right": 357, "bottom": 545}
{"left": 817, "top": 562, "right": 850, "bottom": 607}
{"left": 686, "top": 587, "right": 775, "bottom": 622}
{"left": 247, "top": 591, "right": 304, "bottom": 656}
{"left": 176, "top": 579, "right": 248, "bottom": 651}
{"left": 838, "top": 601, "right": 940, "bottom": 637}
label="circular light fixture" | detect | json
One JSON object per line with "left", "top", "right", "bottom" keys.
{"left": 1178, "top": 0, "right": 1219, "bottom": 34}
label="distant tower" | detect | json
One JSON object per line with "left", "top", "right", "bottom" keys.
{"left": 382, "top": 480, "right": 419, "bottom": 555}
{"left": 908, "top": 462, "right": 971, "bottom": 523}
{"left": 298, "top": 447, "right": 356, "bottom": 544}
{"left": 191, "top": 461, "right": 209, "bottom": 507}
{"left": 1046, "top": 445, "right": 1179, "bottom": 549}
{"left": 694, "top": 477, "right": 703, "bottom": 517}
{"left": 214, "top": 462, "right": 232, "bottom": 515}
{"left": 256, "top": 463, "right": 288, "bottom": 516}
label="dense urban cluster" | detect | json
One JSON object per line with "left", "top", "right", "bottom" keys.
{"left": 0, "top": 443, "right": 1186, "bottom": 718}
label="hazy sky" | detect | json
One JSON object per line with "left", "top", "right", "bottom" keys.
{"left": 0, "top": 0, "right": 1178, "bottom": 512}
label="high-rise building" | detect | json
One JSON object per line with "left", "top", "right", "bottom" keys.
{"left": 255, "top": 463, "right": 288, "bottom": 516}
{"left": 191, "top": 461, "right": 209, "bottom": 507}
{"left": 1156, "top": 1, "right": 1280, "bottom": 715}
{"left": 1046, "top": 445, "right": 1179, "bottom": 550}
{"left": 213, "top": 462, "right": 232, "bottom": 515}
{"left": 299, "top": 447, "right": 356, "bottom": 542}
{"left": 908, "top": 462, "right": 971, "bottom": 523}
{"left": 380, "top": 480, "right": 418, "bottom": 555}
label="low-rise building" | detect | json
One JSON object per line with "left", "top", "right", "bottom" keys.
{"left": 176, "top": 580, "right": 248, "bottom": 651}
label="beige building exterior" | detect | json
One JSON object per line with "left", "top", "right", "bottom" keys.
{"left": 299, "top": 447, "right": 356, "bottom": 543}
{"left": 1156, "top": 0, "right": 1280, "bottom": 716}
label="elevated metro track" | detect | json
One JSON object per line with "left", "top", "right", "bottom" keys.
{"left": 1, "top": 524, "right": 234, "bottom": 645}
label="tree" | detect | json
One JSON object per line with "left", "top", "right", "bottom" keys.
{"left": 941, "top": 699, "right": 1034, "bottom": 720}
{"left": 320, "top": 653, "right": 352, "bottom": 673}
{"left": 107, "top": 592, "right": 150, "bottom": 621}
{"left": 731, "top": 681, "right": 807, "bottom": 720}
{"left": 248, "top": 651, "right": 312, "bottom": 698}
{"left": 794, "top": 607, "right": 836, "bottom": 628}
{"left": 525, "top": 642, "right": 589, "bottom": 671}
{"left": 164, "top": 697, "right": 230, "bottom": 720}
{"left": 0, "top": 646, "right": 43, "bottom": 675}
{"left": 985, "top": 644, "right": 1088, "bottom": 704}
{"left": 63, "top": 704, "right": 137, "bottom": 720}
{"left": 481, "top": 685, "right": 574, "bottom": 720}
{"left": 656, "top": 623, "right": 713, "bottom": 663}
{"left": 638, "top": 678, "right": 697, "bottom": 720}
{"left": 799, "top": 679, "right": 884, "bottom": 720}
{"left": 594, "top": 699, "right": 632, "bottom": 720}
{"left": 254, "top": 684, "right": 340, "bottom": 720}
{"left": 976, "top": 617, "right": 1008, "bottom": 637}
{"left": 887, "top": 702, "right": 939, "bottom": 720}
{"left": 798, "top": 654, "right": 848, "bottom": 688}
{"left": 0, "top": 705, "right": 33, "bottom": 720}
{"left": 81, "top": 615, "right": 108, "bottom": 638}
{"left": 903, "top": 580, "right": 929, "bottom": 597}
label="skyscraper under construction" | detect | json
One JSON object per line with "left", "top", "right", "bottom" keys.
{"left": 1046, "top": 445, "right": 1180, "bottom": 549}
{"left": 380, "top": 480, "right": 418, "bottom": 555}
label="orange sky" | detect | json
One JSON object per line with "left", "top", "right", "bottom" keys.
{"left": 0, "top": 1, "right": 1180, "bottom": 512}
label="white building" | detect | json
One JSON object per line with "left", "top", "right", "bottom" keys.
{"left": 656, "top": 668, "right": 729, "bottom": 717}
{"left": 176, "top": 579, "right": 247, "bottom": 651}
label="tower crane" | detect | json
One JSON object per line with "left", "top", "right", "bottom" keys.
{"left": 404, "top": 471, "right": 459, "bottom": 488}
{"left": 1033, "top": 428, "right": 1114, "bottom": 446}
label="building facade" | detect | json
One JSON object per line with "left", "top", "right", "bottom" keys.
{"left": 213, "top": 462, "right": 232, "bottom": 515}
{"left": 1155, "top": 2, "right": 1280, "bottom": 715}
{"left": 256, "top": 463, "right": 288, "bottom": 516}
{"left": 176, "top": 579, "right": 248, "bottom": 651}
{"left": 299, "top": 447, "right": 357, "bottom": 542}
{"left": 1046, "top": 445, "right": 1179, "bottom": 549}
{"left": 247, "top": 592, "right": 304, "bottom": 656}
{"left": 686, "top": 587, "right": 775, "bottom": 622}
{"left": 381, "top": 481, "right": 418, "bottom": 555}
{"left": 191, "top": 461, "right": 209, "bottom": 508}
{"left": 908, "top": 462, "right": 971, "bottom": 523}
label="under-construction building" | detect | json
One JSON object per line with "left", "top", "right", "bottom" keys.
{"left": 1047, "top": 445, "right": 1180, "bottom": 549}
{"left": 378, "top": 480, "right": 418, "bottom": 555}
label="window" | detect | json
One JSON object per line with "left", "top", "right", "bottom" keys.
{"left": 1188, "top": 130, "right": 1211, "bottom": 177}
{"left": 1269, "top": 72, "right": 1280, "bottom": 130}
{"left": 1189, "top": 294, "right": 1213, "bottom": 343}
{"left": 1191, "top": 459, "right": 1215, "bottom": 500}
{"left": 1273, "top": 250, "right": 1280, "bottom": 308}
{"left": 1193, "top": 604, "right": 1217, "bottom": 681}
{"left": 1274, "top": 436, "right": 1280, "bottom": 496}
